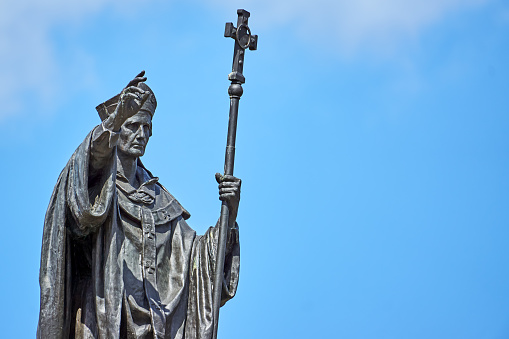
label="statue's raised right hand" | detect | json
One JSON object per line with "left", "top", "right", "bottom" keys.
{"left": 109, "top": 71, "right": 150, "bottom": 131}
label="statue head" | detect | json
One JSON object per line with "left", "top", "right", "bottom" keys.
{"left": 96, "top": 83, "right": 157, "bottom": 159}
{"left": 118, "top": 109, "right": 152, "bottom": 158}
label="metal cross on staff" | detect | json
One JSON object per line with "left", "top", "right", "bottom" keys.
{"left": 212, "top": 8, "right": 257, "bottom": 339}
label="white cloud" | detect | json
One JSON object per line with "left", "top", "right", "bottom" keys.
{"left": 0, "top": 0, "right": 145, "bottom": 121}
{"left": 207, "top": 0, "right": 489, "bottom": 53}
{"left": 0, "top": 0, "right": 491, "bottom": 121}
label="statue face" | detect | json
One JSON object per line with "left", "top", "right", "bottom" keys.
{"left": 118, "top": 110, "right": 153, "bottom": 158}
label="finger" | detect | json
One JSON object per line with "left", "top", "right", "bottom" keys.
{"left": 125, "top": 77, "right": 147, "bottom": 88}
{"left": 219, "top": 187, "right": 238, "bottom": 194}
{"left": 215, "top": 173, "right": 224, "bottom": 184}
{"left": 219, "top": 190, "right": 237, "bottom": 195}
{"left": 121, "top": 93, "right": 144, "bottom": 111}
{"left": 124, "top": 86, "right": 148, "bottom": 95}
{"left": 221, "top": 176, "right": 241, "bottom": 185}
{"left": 139, "top": 91, "right": 150, "bottom": 105}
{"left": 221, "top": 175, "right": 240, "bottom": 181}
{"left": 126, "top": 71, "right": 147, "bottom": 88}
{"left": 121, "top": 92, "right": 139, "bottom": 101}
{"left": 122, "top": 89, "right": 149, "bottom": 106}
{"left": 219, "top": 182, "right": 240, "bottom": 189}
{"left": 219, "top": 193, "right": 237, "bottom": 201}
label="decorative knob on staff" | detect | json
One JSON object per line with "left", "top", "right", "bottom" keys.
{"left": 212, "top": 8, "right": 257, "bottom": 339}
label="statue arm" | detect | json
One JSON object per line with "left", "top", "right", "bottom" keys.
{"left": 89, "top": 122, "right": 120, "bottom": 171}
{"left": 65, "top": 130, "right": 117, "bottom": 238}
{"left": 67, "top": 69, "right": 148, "bottom": 236}
{"left": 185, "top": 222, "right": 240, "bottom": 337}
{"left": 206, "top": 222, "right": 240, "bottom": 304}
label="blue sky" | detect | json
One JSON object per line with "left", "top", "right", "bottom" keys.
{"left": 1, "top": 0, "right": 508, "bottom": 338}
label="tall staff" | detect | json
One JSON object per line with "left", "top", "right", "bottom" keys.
{"left": 212, "top": 9, "right": 257, "bottom": 339}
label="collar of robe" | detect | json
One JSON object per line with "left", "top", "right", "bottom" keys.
{"left": 115, "top": 165, "right": 189, "bottom": 224}
{"left": 116, "top": 166, "right": 159, "bottom": 205}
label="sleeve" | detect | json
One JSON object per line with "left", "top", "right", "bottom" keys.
{"left": 38, "top": 128, "right": 119, "bottom": 338}
{"left": 184, "top": 223, "right": 240, "bottom": 339}
{"left": 90, "top": 122, "right": 120, "bottom": 171}
{"left": 66, "top": 128, "right": 118, "bottom": 238}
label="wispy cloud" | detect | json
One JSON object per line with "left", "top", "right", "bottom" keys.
{"left": 208, "top": 0, "right": 488, "bottom": 53}
{"left": 0, "top": 0, "right": 144, "bottom": 121}
{"left": 0, "top": 0, "right": 491, "bottom": 121}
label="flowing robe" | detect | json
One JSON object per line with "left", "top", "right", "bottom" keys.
{"left": 38, "top": 124, "right": 240, "bottom": 339}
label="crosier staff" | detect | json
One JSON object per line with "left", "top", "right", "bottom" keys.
{"left": 212, "top": 9, "right": 258, "bottom": 339}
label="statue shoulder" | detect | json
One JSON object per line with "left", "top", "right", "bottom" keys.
{"left": 155, "top": 182, "right": 191, "bottom": 220}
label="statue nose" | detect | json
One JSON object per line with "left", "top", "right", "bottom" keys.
{"left": 137, "top": 126, "right": 147, "bottom": 139}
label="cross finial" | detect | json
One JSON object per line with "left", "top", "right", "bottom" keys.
{"left": 224, "top": 9, "right": 258, "bottom": 84}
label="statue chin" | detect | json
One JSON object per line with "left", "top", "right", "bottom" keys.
{"left": 119, "top": 146, "right": 145, "bottom": 158}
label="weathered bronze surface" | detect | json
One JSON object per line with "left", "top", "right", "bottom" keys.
{"left": 37, "top": 70, "right": 242, "bottom": 339}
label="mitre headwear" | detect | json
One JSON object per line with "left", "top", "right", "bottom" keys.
{"left": 95, "top": 82, "right": 157, "bottom": 121}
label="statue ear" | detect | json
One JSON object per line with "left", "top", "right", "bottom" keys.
{"left": 96, "top": 93, "right": 121, "bottom": 121}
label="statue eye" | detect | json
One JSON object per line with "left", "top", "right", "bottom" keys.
{"left": 143, "top": 125, "right": 152, "bottom": 137}
{"left": 125, "top": 123, "right": 138, "bottom": 132}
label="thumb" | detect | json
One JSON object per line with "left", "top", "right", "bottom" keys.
{"left": 215, "top": 172, "right": 224, "bottom": 184}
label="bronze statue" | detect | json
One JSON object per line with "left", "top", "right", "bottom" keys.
{"left": 37, "top": 71, "right": 241, "bottom": 339}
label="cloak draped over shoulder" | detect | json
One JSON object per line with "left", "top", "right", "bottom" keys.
{"left": 38, "top": 126, "right": 240, "bottom": 339}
